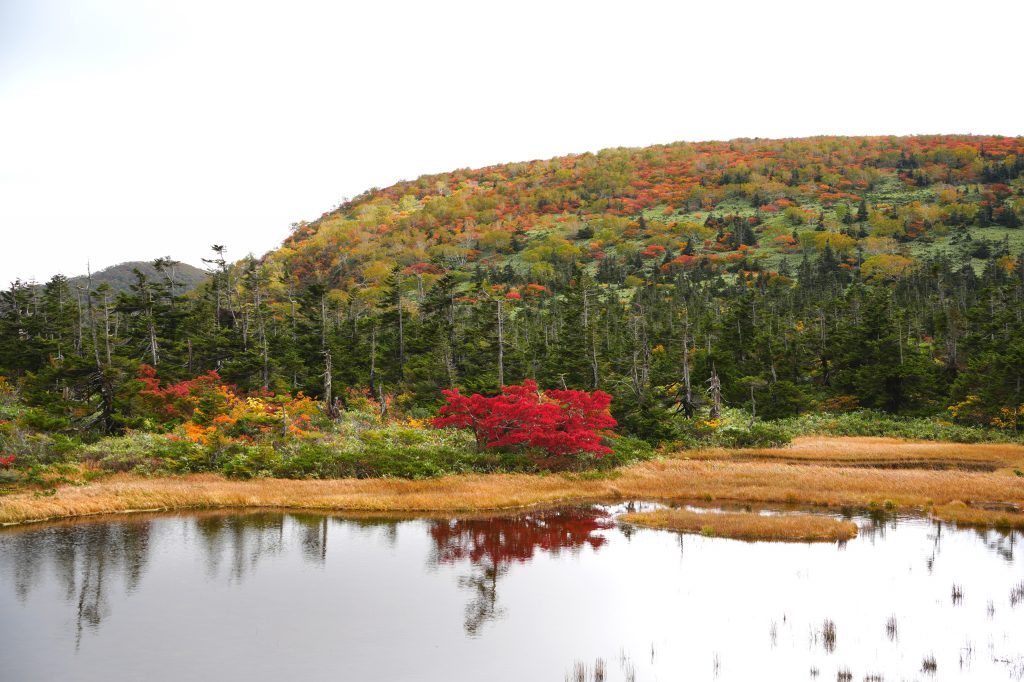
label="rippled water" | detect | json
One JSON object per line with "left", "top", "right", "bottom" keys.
{"left": 0, "top": 505, "right": 1021, "bottom": 681}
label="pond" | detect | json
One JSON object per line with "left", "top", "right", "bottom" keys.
{"left": 1, "top": 505, "right": 1022, "bottom": 681}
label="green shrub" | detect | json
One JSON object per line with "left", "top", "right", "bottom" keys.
{"left": 671, "top": 408, "right": 794, "bottom": 449}
{"left": 0, "top": 432, "right": 83, "bottom": 468}
{"left": 19, "top": 408, "right": 72, "bottom": 433}
{"left": 81, "top": 432, "right": 202, "bottom": 474}
{"left": 220, "top": 445, "right": 282, "bottom": 479}
{"left": 601, "top": 435, "right": 657, "bottom": 468}
{"left": 613, "top": 397, "right": 680, "bottom": 443}
{"left": 755, "top": 381, "right": 813, "bottom": 420}
{"left": 271, "top": 434, "right": 484, "bottom": 480}
{"left": 716, "top": 422, "right": 792, "bottom": 448}
{"left": 777, "top": 410, "right": 1018, "bottom": 443}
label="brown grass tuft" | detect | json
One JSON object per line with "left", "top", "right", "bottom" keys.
{"left": 932, "top": 502, "right": 1024, "bottom": 529}
{"left": 619, "top": 508, "right": 858, "bottom": 542}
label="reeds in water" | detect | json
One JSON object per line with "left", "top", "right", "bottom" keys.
{"left": 1011, "top": 581, "right": 1024, "bottom": 607}
{"left": 821, "top": 619, "right": 837, "bottom": 653}
{"left": 884, "top": 615, "right": 898, "bottom": 641}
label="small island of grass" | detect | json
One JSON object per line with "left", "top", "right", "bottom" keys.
{"left": 619, "top": 508, "right": 859, "bottom": 543}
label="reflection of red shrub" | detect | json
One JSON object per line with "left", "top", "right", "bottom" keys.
{"left": 432, "top": 380, "right": 616, "bottom": 456}
{"left": 429, "top": 508, "right": 613, "bottom": 565}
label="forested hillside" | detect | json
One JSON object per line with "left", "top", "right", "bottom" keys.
{"left": 3, "top": 135, "right": 1024, "bottom": 447}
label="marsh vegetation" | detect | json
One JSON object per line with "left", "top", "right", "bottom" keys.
{"left": 618, "top": 507, "right": 858, "bottom": 542}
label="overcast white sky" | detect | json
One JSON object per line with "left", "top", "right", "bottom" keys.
{"left": 2, "top": 0, "right": 1022, "bottom": 284}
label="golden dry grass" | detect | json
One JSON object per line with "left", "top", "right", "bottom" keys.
{"left": 2, "top": 437, "right": 1023, "bottom": 527}
{"left": 701, "top": 436, "right": 1024, "bottom": 470}
{"left": 933, "top": 502, "right": 1024, "bottom": 529}
{"left": 619, "top": 508, "right": 859, "bottom": 542}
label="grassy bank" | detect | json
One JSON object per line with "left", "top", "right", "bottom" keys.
{"left": 2, "top": 437, "right": 1023, "bottom": 528}
{"left": 619, "top": 508, "right": 859, "bottom": 542}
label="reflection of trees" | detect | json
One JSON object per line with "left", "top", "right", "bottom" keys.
{"left": 0, "top": 509, "right": 615, "bottom": 645}
{"left": 194, "top": 512, "right": 396, "bottom": 580}
{"left": 926, "top": 522, "right": 943, "bottom": 573}
{"left": 428, "top": 508, "right": 613, "bottom": 635}
{"left": 980, "top": 527, "right": 1017, "bottom": 563}
{"left": 196, "top": 513, "right": 287, "bottom": 581}
{"left": 0, "top": 512, "right": 368, "bottom": 649}
{"left": 458, "top": 562, "right": 507, "bottom": 635}
{"left": 857, "top": 508, "right": 897, "bottom": 542}
{"left": 295, "top": 514, "right": 330, "bottom": 563}
{"left": 0, "top": 521, "right": 151, "bottom": 648}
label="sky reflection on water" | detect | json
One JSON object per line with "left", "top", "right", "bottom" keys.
{"left": 0, "top": 505, "right": 1021, "bottom": 681}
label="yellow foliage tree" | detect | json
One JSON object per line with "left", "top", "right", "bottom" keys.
{"left": 861, "top": 254, "right": 915, "bottom": 282}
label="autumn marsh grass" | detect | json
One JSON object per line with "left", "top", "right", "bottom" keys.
{"left": 2, "top": 437, "right": 1023, "bottom": 527}
{"left": 617, "top": 508, "right": 858, "bottom": 542}
{"left": 931, "top": 501, "right": 1024, "bottom": 529}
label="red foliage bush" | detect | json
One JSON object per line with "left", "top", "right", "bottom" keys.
{"left": 432, "top": 380, "right": 617, "bottom": 458}
{"left": 136, "top": 364, "right": 225, "bottom": 420}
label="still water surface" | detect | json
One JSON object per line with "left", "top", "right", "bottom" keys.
{"left": 0, "top": 505, "right": 1022, "bottom": 681}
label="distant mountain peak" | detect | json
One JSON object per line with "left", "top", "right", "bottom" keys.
{"left": 65, "top": 260, "right": 208, "bottom": 295}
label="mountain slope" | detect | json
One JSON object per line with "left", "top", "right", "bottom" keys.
{"left": 273, "top": 135, "right": 1024, "bottom": 296}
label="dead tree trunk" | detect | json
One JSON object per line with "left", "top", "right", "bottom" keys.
{"left": 707, "top": 364, "right": 722, "bottom": 420}
{"left": 496, "top": 298, "right": 505, "bottom": 388}
{"left": 680, "top": 313, "right": 696, "bottom": 417}
{"left": 323, "top": 349, "right": 340, "bottom": 419}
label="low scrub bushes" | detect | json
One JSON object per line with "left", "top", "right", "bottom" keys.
{"left": 671, "top": 409, "right": 793, "bottom": 449}
{"left": 777, "top": 410, "right": 1020, "bottom": 443}
{"left": 669, "top": 408, "right": 1018, "bottom": 448}
{"left": 77, "top": 422, "right": 655, "bottom": 480}
{"left": 2, "top": 372, "right": 658, "bottom": 482}
{"left": 80, "top": 432, "right": 200, "bottom": 473}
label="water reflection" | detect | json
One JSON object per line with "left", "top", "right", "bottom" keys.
{"left": 428, "top": 508, "right": 613, "bottom": 634}
{"left": 0, "top": 509, "right": 614, "bottom": 641}
{"left": 190, "top": 512, "right": 359, "bottom": 580}
{"left": 0, "top": 508, "right": 1022, "bottom": 682}
{"left": 2, "top": 520, "right": 151, "bottom": 648}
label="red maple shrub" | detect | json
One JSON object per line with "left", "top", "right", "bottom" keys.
{"left": 431, "top": 380, "right": 617, "bottom": 465}
{"left": 135, "top": 364, "right": 228, "bottom": 421}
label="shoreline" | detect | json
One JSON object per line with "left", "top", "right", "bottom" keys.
{"left": 1, "top": 436, "right": 1022, "bottom": 529}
